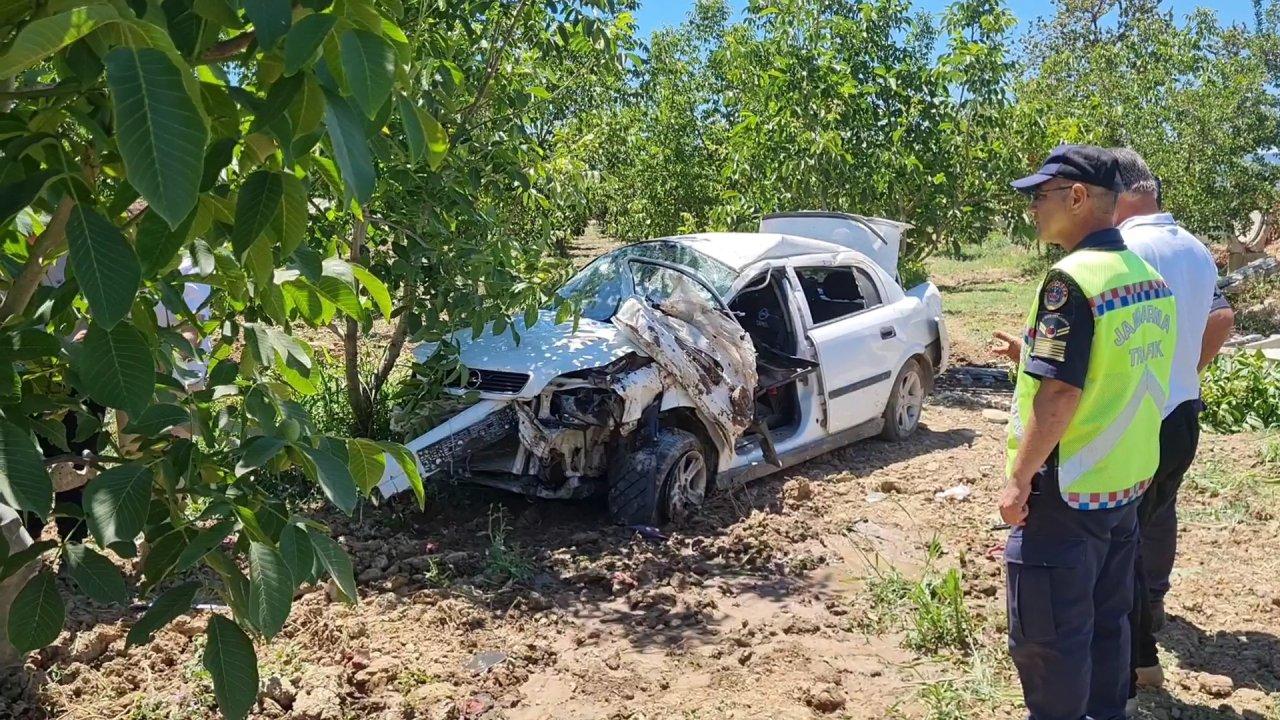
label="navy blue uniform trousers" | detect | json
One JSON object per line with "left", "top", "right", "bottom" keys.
{"left": 1128, "top": 398, "right": 1202, "bottom": 687}
{"left": 1006, "top": 470, "right": 1139, "bottom": 720}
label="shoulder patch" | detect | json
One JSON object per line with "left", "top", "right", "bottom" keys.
{"left": 1037, "top": 313, "right": 1071, "bottom": 340}
{"left": 1042, "top": 280, "right": 1069, "bottom": 311}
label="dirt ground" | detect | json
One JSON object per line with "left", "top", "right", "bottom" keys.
{"left": 5, "top": 392, "right": 1278, "bottom": 720}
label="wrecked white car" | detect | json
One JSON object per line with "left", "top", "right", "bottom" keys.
{"left": 379, "top": 212, "right": 948, "bottom": 525}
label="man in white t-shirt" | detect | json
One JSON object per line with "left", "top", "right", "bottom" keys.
{"left": 1111, "top": 148, "right": 1235, "bottom": 698}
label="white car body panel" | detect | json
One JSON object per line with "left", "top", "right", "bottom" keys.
{"left": 377, "top": 218, "right": 948, "bottom": 502}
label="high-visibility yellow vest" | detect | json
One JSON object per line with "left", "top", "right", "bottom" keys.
{"left": 1006, "top": 248, "right": 1177, "bottom": 509}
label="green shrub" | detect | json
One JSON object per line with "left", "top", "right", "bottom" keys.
{"left": 1201, "top": 351, "right": 1280, "bottom": 432}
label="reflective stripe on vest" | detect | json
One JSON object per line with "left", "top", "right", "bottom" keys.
{"left": 1006, "top": 248, "right": 1176, "bottom": 509}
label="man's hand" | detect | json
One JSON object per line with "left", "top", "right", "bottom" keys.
{"left": 998, "top": 481, "right": 1031, "bottom": 526}
{"left": 992, "top": 331, "right": 1022, "bottom": 364}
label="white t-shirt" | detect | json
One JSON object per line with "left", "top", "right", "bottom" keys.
{"left": 1118, "top": 213, "right": 1221, "bottom": 416}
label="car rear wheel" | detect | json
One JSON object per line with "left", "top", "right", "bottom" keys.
{"left": 880, "top": 358, "right": 926, "bottom": 441}
{"left": 608, "top": 428, "right": 708, "bottom": 526}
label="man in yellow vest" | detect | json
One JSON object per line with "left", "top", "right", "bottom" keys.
{"left": 996, "top": 145, "right": 1177, "bottom": 720}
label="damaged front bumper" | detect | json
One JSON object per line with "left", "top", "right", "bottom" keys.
{"left": 378, "top": 281, "right": 759, "bottom": 503}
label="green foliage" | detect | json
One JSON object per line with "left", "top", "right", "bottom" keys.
{"left": 905, "top": 568, "right": 975, "bottom": 656}
{"left": 576, "top": 0, "right": 1020, "bottom": 264}
{"left": 1015, "top": 0, "right": 1280, "bottom": 241}
{"left": 0, "top": 0, "right": 635, "bottom": 711}
{"left": 1201, "top": 351, "right": 1280, "bottom": 432}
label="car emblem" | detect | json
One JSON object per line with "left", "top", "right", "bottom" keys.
{"left": 465, "top": 370, "right": 483, "bottom": 389}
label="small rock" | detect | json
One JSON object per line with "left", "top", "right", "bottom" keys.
{"left": 354, "top": 657, "right": 399, "bottom": 693}
{"left": 464, "top": 651, "right": 508, "bottom": 674}
{"left": 358, "top": 567, "right": 384, "bottom": 583}
{"left": 737, "top": 649, "right": 754, "bottom": 665}
{"left": 1196, "top": 673, "right": 1234, "bottom": 698}
{"left": 784, "top": 479, "right": 814, "bottom": 504}
{"left": 876, "top": 479, "right": 905, "bottom": 493}
{"left": 603, "top": 654, "right": 621, "bottom": 671}
{"left": 802, "top": 684, "right": 847, "bottom": 714}
{"left": 261, "top": 675, "right": 297, "bottom": 710}
{"left": 982, "top": 409, "right": 1011, "bottom": 424}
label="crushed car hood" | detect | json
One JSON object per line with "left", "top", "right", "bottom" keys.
{"left": 425, "top": 310, "right": 636, "bottom": 398}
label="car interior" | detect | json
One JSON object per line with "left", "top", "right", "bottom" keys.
{"left": 796, "top": 266, "right": 871, "bottom": 324}
{"left": 728, "top": 269, "right": 817, "bottom": 441}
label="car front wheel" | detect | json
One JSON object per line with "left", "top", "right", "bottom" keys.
{"left": 880, "top": 357, "right": 926, "bottom": 441}
{"left": 608, "top": 428, "right": 708, "bottom": 526}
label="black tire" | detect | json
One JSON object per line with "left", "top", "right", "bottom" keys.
{"left": 608, "top": 428, "right": 708, "bottom": 526}
{"left": 880, "top": 357, "right": 927, "bottom": 442}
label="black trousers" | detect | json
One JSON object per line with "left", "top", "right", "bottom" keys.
{"left": 1128, "top": 398, "right": 1201, "bottom": 688}
{"left": 22, "top": 399, "right": 105, "bottom": 543}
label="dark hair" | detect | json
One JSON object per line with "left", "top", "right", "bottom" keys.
{"left": 1111, "top": 147, "right": 1160, "bottom": 197}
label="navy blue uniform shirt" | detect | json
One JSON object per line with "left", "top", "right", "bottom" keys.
{"left": 1023, "top": 228, "right": 1127, "bottom": 390}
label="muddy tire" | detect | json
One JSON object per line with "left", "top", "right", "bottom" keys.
{"left": 880, "top": 358, "right": 926, "bottom": 442}
{"left": 608, "top": 428, "right": 708, "bottom": 526}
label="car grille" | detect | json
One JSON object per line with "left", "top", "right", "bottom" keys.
{"left": 449, "top": 369, "right": 530, "bottom": 394}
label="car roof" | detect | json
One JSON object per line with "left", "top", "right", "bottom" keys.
{"left": 656, "top": 232, "right": 849, "bottom": 272}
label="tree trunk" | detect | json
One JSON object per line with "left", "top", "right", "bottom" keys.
{"left": 345, "top": 216, "right": 372, "bottom": 437}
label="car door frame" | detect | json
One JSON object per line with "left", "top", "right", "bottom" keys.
{"left": 786, "top": 257, "right": 907, "bottom": 433}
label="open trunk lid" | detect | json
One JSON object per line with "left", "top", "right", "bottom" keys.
{"left": 759, "top": 211, "right": 910, "bottom": 280}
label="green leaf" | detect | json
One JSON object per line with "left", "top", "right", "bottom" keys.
{"left": 376, "top": 441, "right": 423, "bottom": 509}
{"left": 65, "top": 203, "right": 142, "bottom": 330}
{"left": 311, "top": 276, "right": 364, "bottom": 321}
{"left": 78, "top": 322, "right": 154, "bottom": 416}
{"left": 105, "top": 47, "right": 209, "bottom": 228}
{"left": 203, "top": 615, "right": 259, "bottom": 720}
{"left": 350, "top": 265, "right": 391, "bottom": 320}
{"left": 0, "top": 541, "right": 56, "bottom": 583}
{"left": 243, "top": 0, "right": 291, "bottom": 50}
{"left": 65, "top": 544, "right": 130, "bottom": 605}
{"left": 396, "top": 95, "right": 424, "bottom": 164}
{"left": 175, "top": 518, "right": 235, "bottom": 572}
{"left": 305, "top": 527, "right": 356, "bottom": 603}
{"left": 0, "top": 170, "right": 58, "bottom": 228}
{"left": 321, "top": 88, "right": 376, "bottom": 203}
{"left": 123, "top": 403, "right": 191, "bottom": 436}
{"left": 135, "top": 210, "right": 191, "bottom": 279}
{"left": 271, "top": 172, "right": 308, "bottom": 258}
{"left": 84, "top": 463, "right": 153, "bottom": 547}
{"left": 346, "top": 438, "right": 386, "bottom": 494}
{"left": 235, "top": 436, "right": 286, "bottom": 476}
{"left": 338, "top": 28, "right": 394, "bottom": 119}
{"left": 7, "top": 569, "right": 65, "bottom": 653}
{"left": 283, "top": 12, "right": 336, "bottom": 75}
{"left": 0, "top": 419, "right": 52, "bottom": 519}
{"left": 420, "top": 109, "right": 448, "bottom": 170}
{"left": 279, "top": 524, "right": 316, "bottom": 585}
{"left": 126, "top": 581, "right": 198, "bottom": 647}
{"left": 0, "top": 5, "right": 120, "bottom": 79}
{"left": 249, "top": 541, "right": 292, "bottom": 638}
{"left": 140, "top": 527, "right": 189, "bottom": 589}
{"left": 231, "top": 170, "right": 284, "bottom": 256}
{"left": 297, "top": 444, "right": 357, "bottom": 514}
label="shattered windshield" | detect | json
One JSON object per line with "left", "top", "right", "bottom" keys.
{"left": 556, "top": 241, "right": 738, "bottom": 322}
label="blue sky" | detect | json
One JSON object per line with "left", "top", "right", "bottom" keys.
{"left": 633, "top": 1, "right": 1259, "bottom": 38}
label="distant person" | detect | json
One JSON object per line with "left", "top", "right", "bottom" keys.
{"left": 996, "top": 145, "right": 1176, "bottom": 720}
{"left": 1111, "top": 147, "right": 1235, "bottom": 696}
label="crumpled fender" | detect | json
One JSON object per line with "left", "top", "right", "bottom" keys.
{"left": 611, "top": 282, "right": 757, "bottom": 451}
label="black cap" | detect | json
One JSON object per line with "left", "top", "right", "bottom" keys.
{"left": 1011, "top": 144, "right": 1124, "bottom": 194}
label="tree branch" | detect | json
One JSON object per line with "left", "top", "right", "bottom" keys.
{"left": 371, "top": 282, "right": 417, "bottom": 402}
{"left": 42, "top": 452, "right": 127, "bottom": 468}
{"left": 345, "top": 215, "right": 371, "bottom": 434}
{"left": 199, "top": 31, "right": 255, "bottom": 64}
{"left": 0, "top": 197, "right": 75, "bottom": 324}
{"left": 457, "top": 0, "right": 531, "bottom": 132}
{"left": 0, "top": 83, "right": 100, "bottom": 101}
